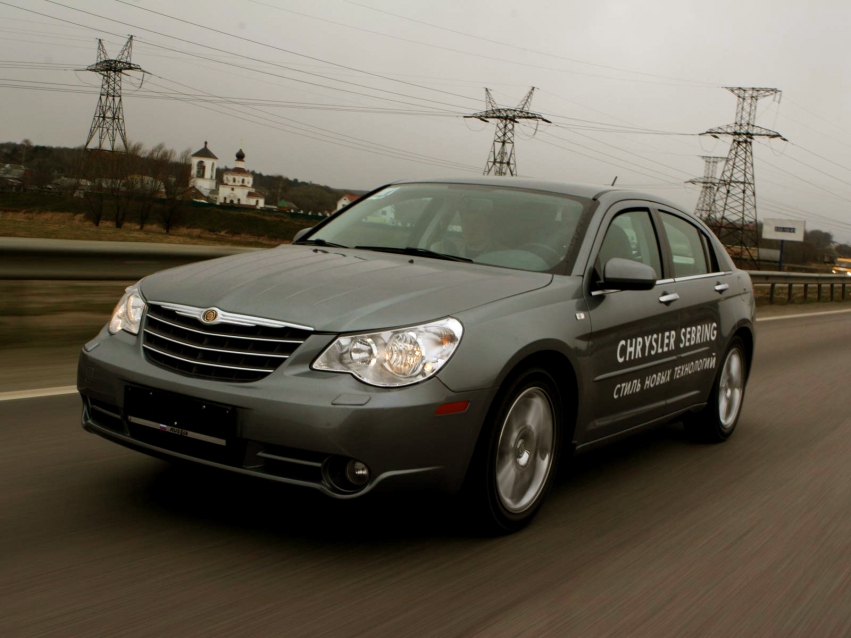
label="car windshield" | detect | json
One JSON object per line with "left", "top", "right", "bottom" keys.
{"left": 302, "top": 183, "right": 591, "bottom": 273}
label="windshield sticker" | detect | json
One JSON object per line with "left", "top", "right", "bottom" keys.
{"left": 369, "top": 187, "right": 400, "bottom": 200}
{"left": 617, "top": 322, "right": 717, "bottom": 363}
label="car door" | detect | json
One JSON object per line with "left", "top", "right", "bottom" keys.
{"left": 654, "top": 209, "right": 729, "bottom": 411}
{"left": 583, "top": 205, "right": 679, "bottom": 441}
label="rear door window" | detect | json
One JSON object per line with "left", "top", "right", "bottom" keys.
{"left": 659, "top": 212, "right": 710, "bottom": 278}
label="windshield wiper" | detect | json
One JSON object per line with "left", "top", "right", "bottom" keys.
{"left": 353, "top": 246, "right": 473, "bottom": 263}
{"left": 293, "top": 238, "right": 349, "bottom": 248}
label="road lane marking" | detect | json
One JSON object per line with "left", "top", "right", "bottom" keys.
{"left": 757, "top": 308, "right": 851, "bottom": 322}
{"left": 0, "top": 386, "right": 77, "bottom": 402}
{"left": 1, "top": 307, "right": 849, "bottom": 400}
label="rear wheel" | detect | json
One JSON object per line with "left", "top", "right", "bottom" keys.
{"left": 685, "top": 337, "right": 747, "bottom": 443}
{"left": 465, "top": 368, "right": 563, "bottom": 533}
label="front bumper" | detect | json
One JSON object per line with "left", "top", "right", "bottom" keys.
{"left": 78, "top": 327, "right": 495, "bottom": 498}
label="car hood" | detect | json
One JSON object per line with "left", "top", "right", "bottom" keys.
{"left": 139, "top": 245, "right": 552, "bottom": 332}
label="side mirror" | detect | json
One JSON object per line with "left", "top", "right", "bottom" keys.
{"left": 602, "top": 258, "right": 657, "bottom": 291}
{"left": 292, "top": 227, "right": 313, "bottom": 243}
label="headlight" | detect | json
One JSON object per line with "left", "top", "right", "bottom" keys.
{"left": 108, "top": 284, "right": 146, "bottom": 335}
{"left": 312, "top": 318, "right": 463, "bottom": 387}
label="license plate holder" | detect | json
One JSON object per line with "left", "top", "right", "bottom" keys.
{"left": 124, "top": 385, "right": 236, "bottom": 447}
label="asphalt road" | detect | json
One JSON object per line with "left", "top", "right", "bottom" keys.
{"left": 2, "top": 312, "right": 851, "bottom": 637}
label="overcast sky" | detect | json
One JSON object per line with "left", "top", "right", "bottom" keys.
{"left": 2, "top": 0, "right": 850, "bottom": 240}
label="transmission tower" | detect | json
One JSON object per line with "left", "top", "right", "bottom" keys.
{"left": 702, "top": 87, "right": 785, "bottom": 268}
{"left": 464, "top": 88, "right": 551, "bottom": 176}
{"left": 686, "top": 155, "right": 726, "bottom": 224}
{"left": 83, "top": 36, "right": 147, "bottom": 152}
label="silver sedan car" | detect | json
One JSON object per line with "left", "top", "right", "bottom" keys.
{"left": 78, "top": 177, "right": 755, "bottom": 532}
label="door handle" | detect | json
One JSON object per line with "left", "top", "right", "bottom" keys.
{"left": 658, "top": 292, "right": 680, "bottom": 304}
{"left": 714, "top": 282, "right": 730, "bottom": 293}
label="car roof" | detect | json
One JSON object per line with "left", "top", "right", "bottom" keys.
{"left": 393, "top": 176, "right": 606, "bottom": 199}
{"left": 391, "top": 176, "right": 687, "bottom": 213}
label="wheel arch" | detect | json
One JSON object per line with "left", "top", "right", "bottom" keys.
{"left": 732, "top": 323, "right": 755, "bottom": 380}
{"left": 492, "top": 345, "right": 580, "bottom": 448}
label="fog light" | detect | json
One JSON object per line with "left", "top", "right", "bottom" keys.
{"left": 345, "top": 460, "right": 370, "bottom": 486}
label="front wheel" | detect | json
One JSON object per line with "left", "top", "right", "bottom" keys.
{"left": 684, "top": 337, "right": 748, "bottom": 443}
{"left": 464, "top": 368, "right": 563, "bottom": 533}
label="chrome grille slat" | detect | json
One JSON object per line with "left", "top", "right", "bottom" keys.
{"left": 143, "top": 344, "right": 277, "bottom": 373}
{"left": 146, "top": 314, "right": 305, "bottom": 344}
{"left": 143, "top": 328, "right": 291, "bottom": 359}
{"left": 142, "top": 303, "right": 313, "bottom": 383}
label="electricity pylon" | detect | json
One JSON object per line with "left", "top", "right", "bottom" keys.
{"left": 702, "top": 87, "right": 785, "bottom": 268}
{"left": 686, "top": 155, "right": 726, "bottom": 225}
{"left": 83, "top": 36, "right": 146, "bottom": 152}
{"left": 465, "top": 88, "right": 551, "bottom": 176}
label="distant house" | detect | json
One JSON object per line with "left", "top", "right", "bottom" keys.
{"left": 336, "top": 193, "right": 361, "bottom": 211}
{"left": 125, "top": 174, "right": 166, "bottom": 198}
{"left": 51, "top": 177, "right": 91, "bottom": 194}
{"left": 0, "top": 177, "right": 22, "bottom": 192}
{"left": 180, "top": 185, "right": 210, "bottom": 202}
{"left": 1, "top": 164, "right": 31, "bottom": 188}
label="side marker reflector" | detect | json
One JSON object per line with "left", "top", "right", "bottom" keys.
{"left": 435, "top": 401, "right": 470, "bottom": 416}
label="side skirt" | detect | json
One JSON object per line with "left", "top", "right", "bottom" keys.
{"left": 573, "top": 403, "right": 707, "bottom": 454}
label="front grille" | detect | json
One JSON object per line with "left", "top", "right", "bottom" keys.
{"left": 142, "top": 303, "right": 312, "bottom": 382}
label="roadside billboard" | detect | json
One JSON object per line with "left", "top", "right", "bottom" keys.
{"left": 762, "top": 219, "right": 805, "bottom": 242}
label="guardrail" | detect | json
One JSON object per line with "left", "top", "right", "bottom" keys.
{"left": 1, "top": 239, "right": 849, "bottom": 304}
{"left": 0, "top": 238, "right": 257, "bottom": 281}
{"left": 748, "top": 271, "right": 851, "bottom": 304}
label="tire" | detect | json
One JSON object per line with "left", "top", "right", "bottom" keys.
{"left": 463, "top": 368, "right": 563, "bottom": 534}
{"left": 684, "top": 337, "right": 748, "bottom": 443}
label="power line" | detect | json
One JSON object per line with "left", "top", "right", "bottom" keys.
{"left": 242, "top": 0, "right": 717, "bottom": 89}
{"left": 788, "top": 142, "right": 851, "bottom": 176}
{"left": 0, "top": 79, "right": 461, "bottom": 115}
{"left": 337, "top": 0, "right": 719, "bottom": 87}
{"left": 111, "top": 0, "right": 482, "bottom": 106}
{"left": 757, "top": 153, "right": 851, "bottom": 206}
{"left": 1, "top": 6, "right": 705, "bottom": 138}
{"left": 0, "top": 5, "right": 485, "bottom": 173}
{"left": 147, "top": 74, "right": 481, "bottom": 172}
{"left": 552, "top": 124, "right": 694, "bottom": 176}
{"left": 535, "top": 133, "right": 684, "bottom": 186}
{"left": 785, "top": 98, "right": 851, "bottom": 142}
{"left": 12, "top": 1, "right": 472, "bottom": 114}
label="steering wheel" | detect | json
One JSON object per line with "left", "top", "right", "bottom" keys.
{"left": 518, "top": 243, "right": 561, "bottom": 263}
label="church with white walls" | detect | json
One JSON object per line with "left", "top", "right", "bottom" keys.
{"left": 189, "top": 142, "right": 217, "bottom": 196}
{"left": 189, "top": 143, "right": 265, "bottom": 209}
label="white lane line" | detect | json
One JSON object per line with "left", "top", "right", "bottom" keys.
{"left": 0, "top": 386, "right": 77, "bottom": 402}
{"left": 2, "top": 308, "right": 850, "bottom": 400}
{"left": 757, "top": 308, "right": 851, "bottom": 322}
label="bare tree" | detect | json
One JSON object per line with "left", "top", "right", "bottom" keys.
{"left": 133, "top": 143, "right": 168, "bottom": 230}
{"left": 20, "top": 138, "right": 32, "bottom": 165}
{"left": 106, "top": 141, "right": 143, "bottom": 229}
{"left": 160, "top": 148, "right": 191, "bottom": 234}
{"left": 79, "top": 150, "right": 108, "bottom": 226}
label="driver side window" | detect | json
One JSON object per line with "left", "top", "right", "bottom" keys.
{"left": 598, "top": 210, "right": 662, "bottom": 280}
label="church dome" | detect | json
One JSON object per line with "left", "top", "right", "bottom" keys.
{"left": 235, "top": 148, "right": 245, "bottom": 161}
